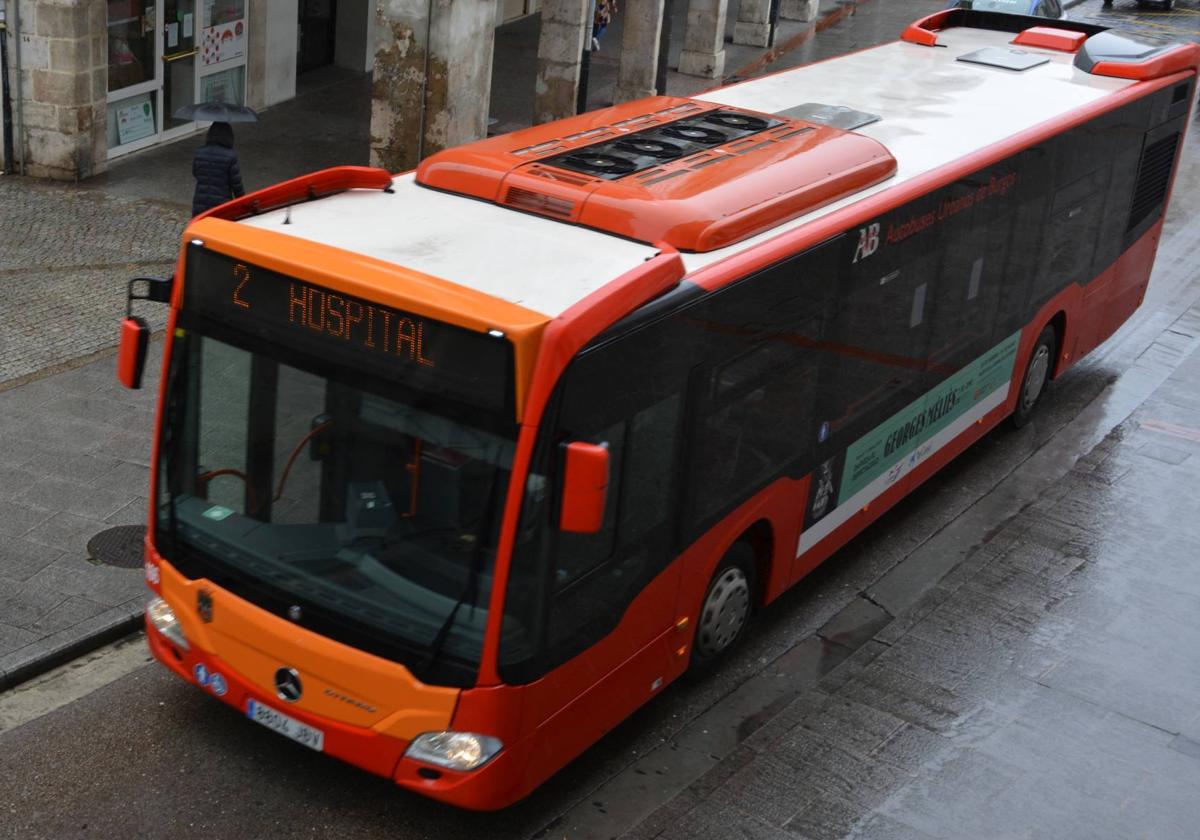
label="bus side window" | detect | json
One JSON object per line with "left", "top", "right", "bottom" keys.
{"left": 688, "top": 329, "right": 818, "bottom": 525}
{"left": 553, "top": 420, "right": 626, "bottom": 589}
{"left": 617, "top": 393, "right": 682, "bottom": 545}
{"left": 926, "top": 176, "right": 1010, "bottom": 379}
{"left": 829, "top": 248, "right": 934, "bottom": 446}
{"left": 546, "top": 392, "right": 682, "bottom": 662}
{"left": 1035, "top": 165, "right": 1111, "bottom": 304}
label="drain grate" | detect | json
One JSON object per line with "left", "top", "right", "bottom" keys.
{"left": 87, "top": 525, "right": 146, "bottom": 569}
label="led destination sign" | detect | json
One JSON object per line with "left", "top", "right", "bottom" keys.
{"left": 184, "top": 246, "right": 512, "bottom": 413}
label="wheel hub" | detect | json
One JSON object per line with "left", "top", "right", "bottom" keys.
{"left": 695, "top": 567, "right": 750, "bottom": 658}
{"left": 1023, "top": 344, "right": 1050, "bottom": 410}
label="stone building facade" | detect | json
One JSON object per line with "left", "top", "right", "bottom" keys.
{"left": 7, "top": 0, "right": 107, "bottom": 180}
{"left": 1, "top": 0, "right": 818, "bottom": 181}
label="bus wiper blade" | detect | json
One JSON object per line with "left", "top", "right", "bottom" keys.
{"left": 422, "top": 470, "right": 501, "bottom": 677}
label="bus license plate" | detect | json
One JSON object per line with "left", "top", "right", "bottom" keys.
{"left": 246, "top": 699, "right": 325, "bottom": 752}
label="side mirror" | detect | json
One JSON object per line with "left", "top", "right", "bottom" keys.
{"left": 117, "top": 316, "right": 151, "bottom": 389}
{"left": 116, "top": 276, "right": 173, "bottom": 389}
{"left": 559, "top": 442, "right": 609, "bottom": 533}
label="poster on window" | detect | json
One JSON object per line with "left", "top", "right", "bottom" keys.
{"left": 116, "top": 98, "right": 155, "bottom": 145}
{"left": 200, "top": 67, "right": 245, "bottom": 106}
{"left": 201, "top": 19, "right": 245, "bottom": 66}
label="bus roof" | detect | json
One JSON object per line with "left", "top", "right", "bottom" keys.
{"left": 230, "top": 13, "right": 1193, "bottom": 321}
{"left": 238, "top": 175, "right": 661, "bottom": 319}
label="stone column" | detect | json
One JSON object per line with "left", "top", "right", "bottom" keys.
{"left": 246, "top": 0, "right": 298, "bottom": 111}
{"left": 20, "top": 0, "right": 106, "bottom": 180}
{"left": 677, "top": 0, "right": 728, "bottom": 79}
{"left": 732, "top": 0, "right": 771, "bottom": 47}
{"left": 370, "top": 0, "right": 499, "bottom": 173}
{"left": 779, "top": 0, "right": 817, "bottom": 22}
{"left": 533, "top": 0, "right": 589, "bottom": 124}
{"left": 614, "top": 0, "right": 663, "bottom": 103}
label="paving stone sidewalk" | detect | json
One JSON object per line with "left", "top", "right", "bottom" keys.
{"left": 0, "top": 178, "right": 182, "bottom": 384}
{"left": 0, "top": 346, "right": 163, "bottom": 690}
{"left": 630, "top": 305, "right": 1200, "bottom": 838}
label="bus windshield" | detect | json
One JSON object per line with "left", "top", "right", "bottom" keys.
{"left": 156, "top": 323, "right": 522, "bottom": 687}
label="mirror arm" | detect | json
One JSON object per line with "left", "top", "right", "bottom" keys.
{"left": 126, "top": 275, "right": 174, "bottom": 316}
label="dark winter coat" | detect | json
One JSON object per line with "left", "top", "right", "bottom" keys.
{"left": 191, "top": 122, "right": 245, "bottom": 217}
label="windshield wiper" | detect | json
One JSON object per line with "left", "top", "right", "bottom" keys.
{"left": 422, "top": 470, "right": 502, "bottom": 678}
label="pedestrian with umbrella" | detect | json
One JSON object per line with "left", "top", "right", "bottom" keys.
{"left": 174, "top": 101, "right": 258, "bottom": 217}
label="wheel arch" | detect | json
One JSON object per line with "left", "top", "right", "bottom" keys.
{"left": 733, "top": 518, "right": 774, "bottom": 608}
{"left": 1047, "top": 310, "right": 1067, "bottom": 378}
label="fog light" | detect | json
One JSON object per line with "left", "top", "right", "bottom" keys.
{"left": 405, "top": 731, "right": 503, "bottom": 771}
{"left": 146, "top": 596, "right": 189, "bottom": 651}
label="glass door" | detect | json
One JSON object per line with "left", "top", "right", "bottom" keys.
{"left": 106, "top": 0, "right": 248, "bottom": 157}
{"left": 163, "top": 0, "right": 199, "bottom": 137}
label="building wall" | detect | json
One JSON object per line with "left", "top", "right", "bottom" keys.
{"left": 9, "top": 0, "right": 107, "bottom": 180}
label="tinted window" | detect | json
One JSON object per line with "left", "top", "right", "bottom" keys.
{"left": 926, "top": 167, "right": 1014, "bottom": 378}
{"left": 688, "top": 324, "right": 820, "bottom": 523}
{"left": 679, "top": 239, "right": 840, "bottom": 534}
{"left": 500, "top": 318, "right": 688, "bottom": 680}
{"left": 827, "top": 211, "right": 936, "bottom": 449}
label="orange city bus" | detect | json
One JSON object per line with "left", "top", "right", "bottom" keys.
{"left": 118, "top": 10, "right": 1198, "bottom": 810}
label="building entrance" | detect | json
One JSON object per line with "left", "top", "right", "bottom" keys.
{"left": 298, "top": 0, "right": 338, "bottom": 74}
{"left": 106, "top": 0, "right": 249, "bottom": 157}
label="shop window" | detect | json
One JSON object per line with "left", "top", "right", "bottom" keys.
{"left": 200, "top": 66, "right": 246, "bottom": 104}
{"left": 108, "top": 0, "right": 156, "bottom": 92}
{"left": 201, "top": 0, "right": 247, "bottom": 67}
{"left": 107, "top": 92, "right": 158, "bottom": 148}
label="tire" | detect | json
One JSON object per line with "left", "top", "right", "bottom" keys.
{"left": 689, "top": 544, "right": 756, "bottom": 671}
{"left": 1012, "top": 325, "right": 1057, "bottom": 428}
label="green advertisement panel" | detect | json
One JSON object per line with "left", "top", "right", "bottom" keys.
{"left": 838, "top": 331, "right": 1021, "bottom": 505}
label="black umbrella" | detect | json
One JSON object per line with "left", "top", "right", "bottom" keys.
{"left": 173, "top": 101, "right": 259, "bottom": 123}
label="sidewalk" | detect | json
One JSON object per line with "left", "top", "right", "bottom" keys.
{"left": 0, "top": 0, "right": 938, "bottom": 692}
{"left": 0, "top": 347, "right": 162, "bottom": 690}
{"left": 623, "top": 299, "right": 1200, "bottom": 839}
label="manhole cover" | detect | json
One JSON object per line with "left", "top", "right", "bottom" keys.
{"left": 87, "top": 525, "right": 146, "bottom": 569}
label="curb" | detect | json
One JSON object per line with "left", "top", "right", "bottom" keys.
{"left": 0, "top": 601, "right": 145, "bottom": 693}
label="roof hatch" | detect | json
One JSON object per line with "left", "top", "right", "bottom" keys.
{"left": 416, "top": 96, "right": 897, "bottom": 253}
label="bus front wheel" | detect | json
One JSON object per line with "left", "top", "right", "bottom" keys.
{"left": 1012, "top": 325, "right": 1057, "bottom": 428}
{"left": 690, "top": 544, "right": 756, "bottom": 670}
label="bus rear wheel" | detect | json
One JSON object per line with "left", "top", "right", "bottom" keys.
{"left": 690, "top": 544, "right": 755, "bottom": 669}
{"left": 1012, "top": 325, "right": 1057, "bottom": 428}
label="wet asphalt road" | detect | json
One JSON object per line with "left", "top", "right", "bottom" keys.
{"left": 4, "top": 7, "right": 1200, "bottom": 840}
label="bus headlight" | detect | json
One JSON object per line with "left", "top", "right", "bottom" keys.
{"left": 405, "top": 731, "right": 503, "bottom": 771}
{"left": 146, "top": 596, "right": 189, "bottom": 651}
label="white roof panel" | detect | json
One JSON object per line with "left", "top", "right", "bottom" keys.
{"left": 239, "top": 176, "right": 662, "bottom": 318}
{"left": 241, "top": 25, "right": 1139, "bottom": 312}
{"left": 683, "top": 27, "right": 1134, "bottom": 270}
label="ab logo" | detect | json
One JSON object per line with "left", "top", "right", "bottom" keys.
{"left": 853, "top": 223, "right": 880, "bottom": 263}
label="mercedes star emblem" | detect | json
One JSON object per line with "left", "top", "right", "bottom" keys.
{"left": 197, "top": 589, "right": 213, "bottom": 623}
{"left": 274, "top": 667, "right": 303, "bottom": 702}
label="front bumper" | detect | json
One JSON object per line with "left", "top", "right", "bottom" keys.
{"left": 145, "top": 620, "right": 531, "bottom": 810}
